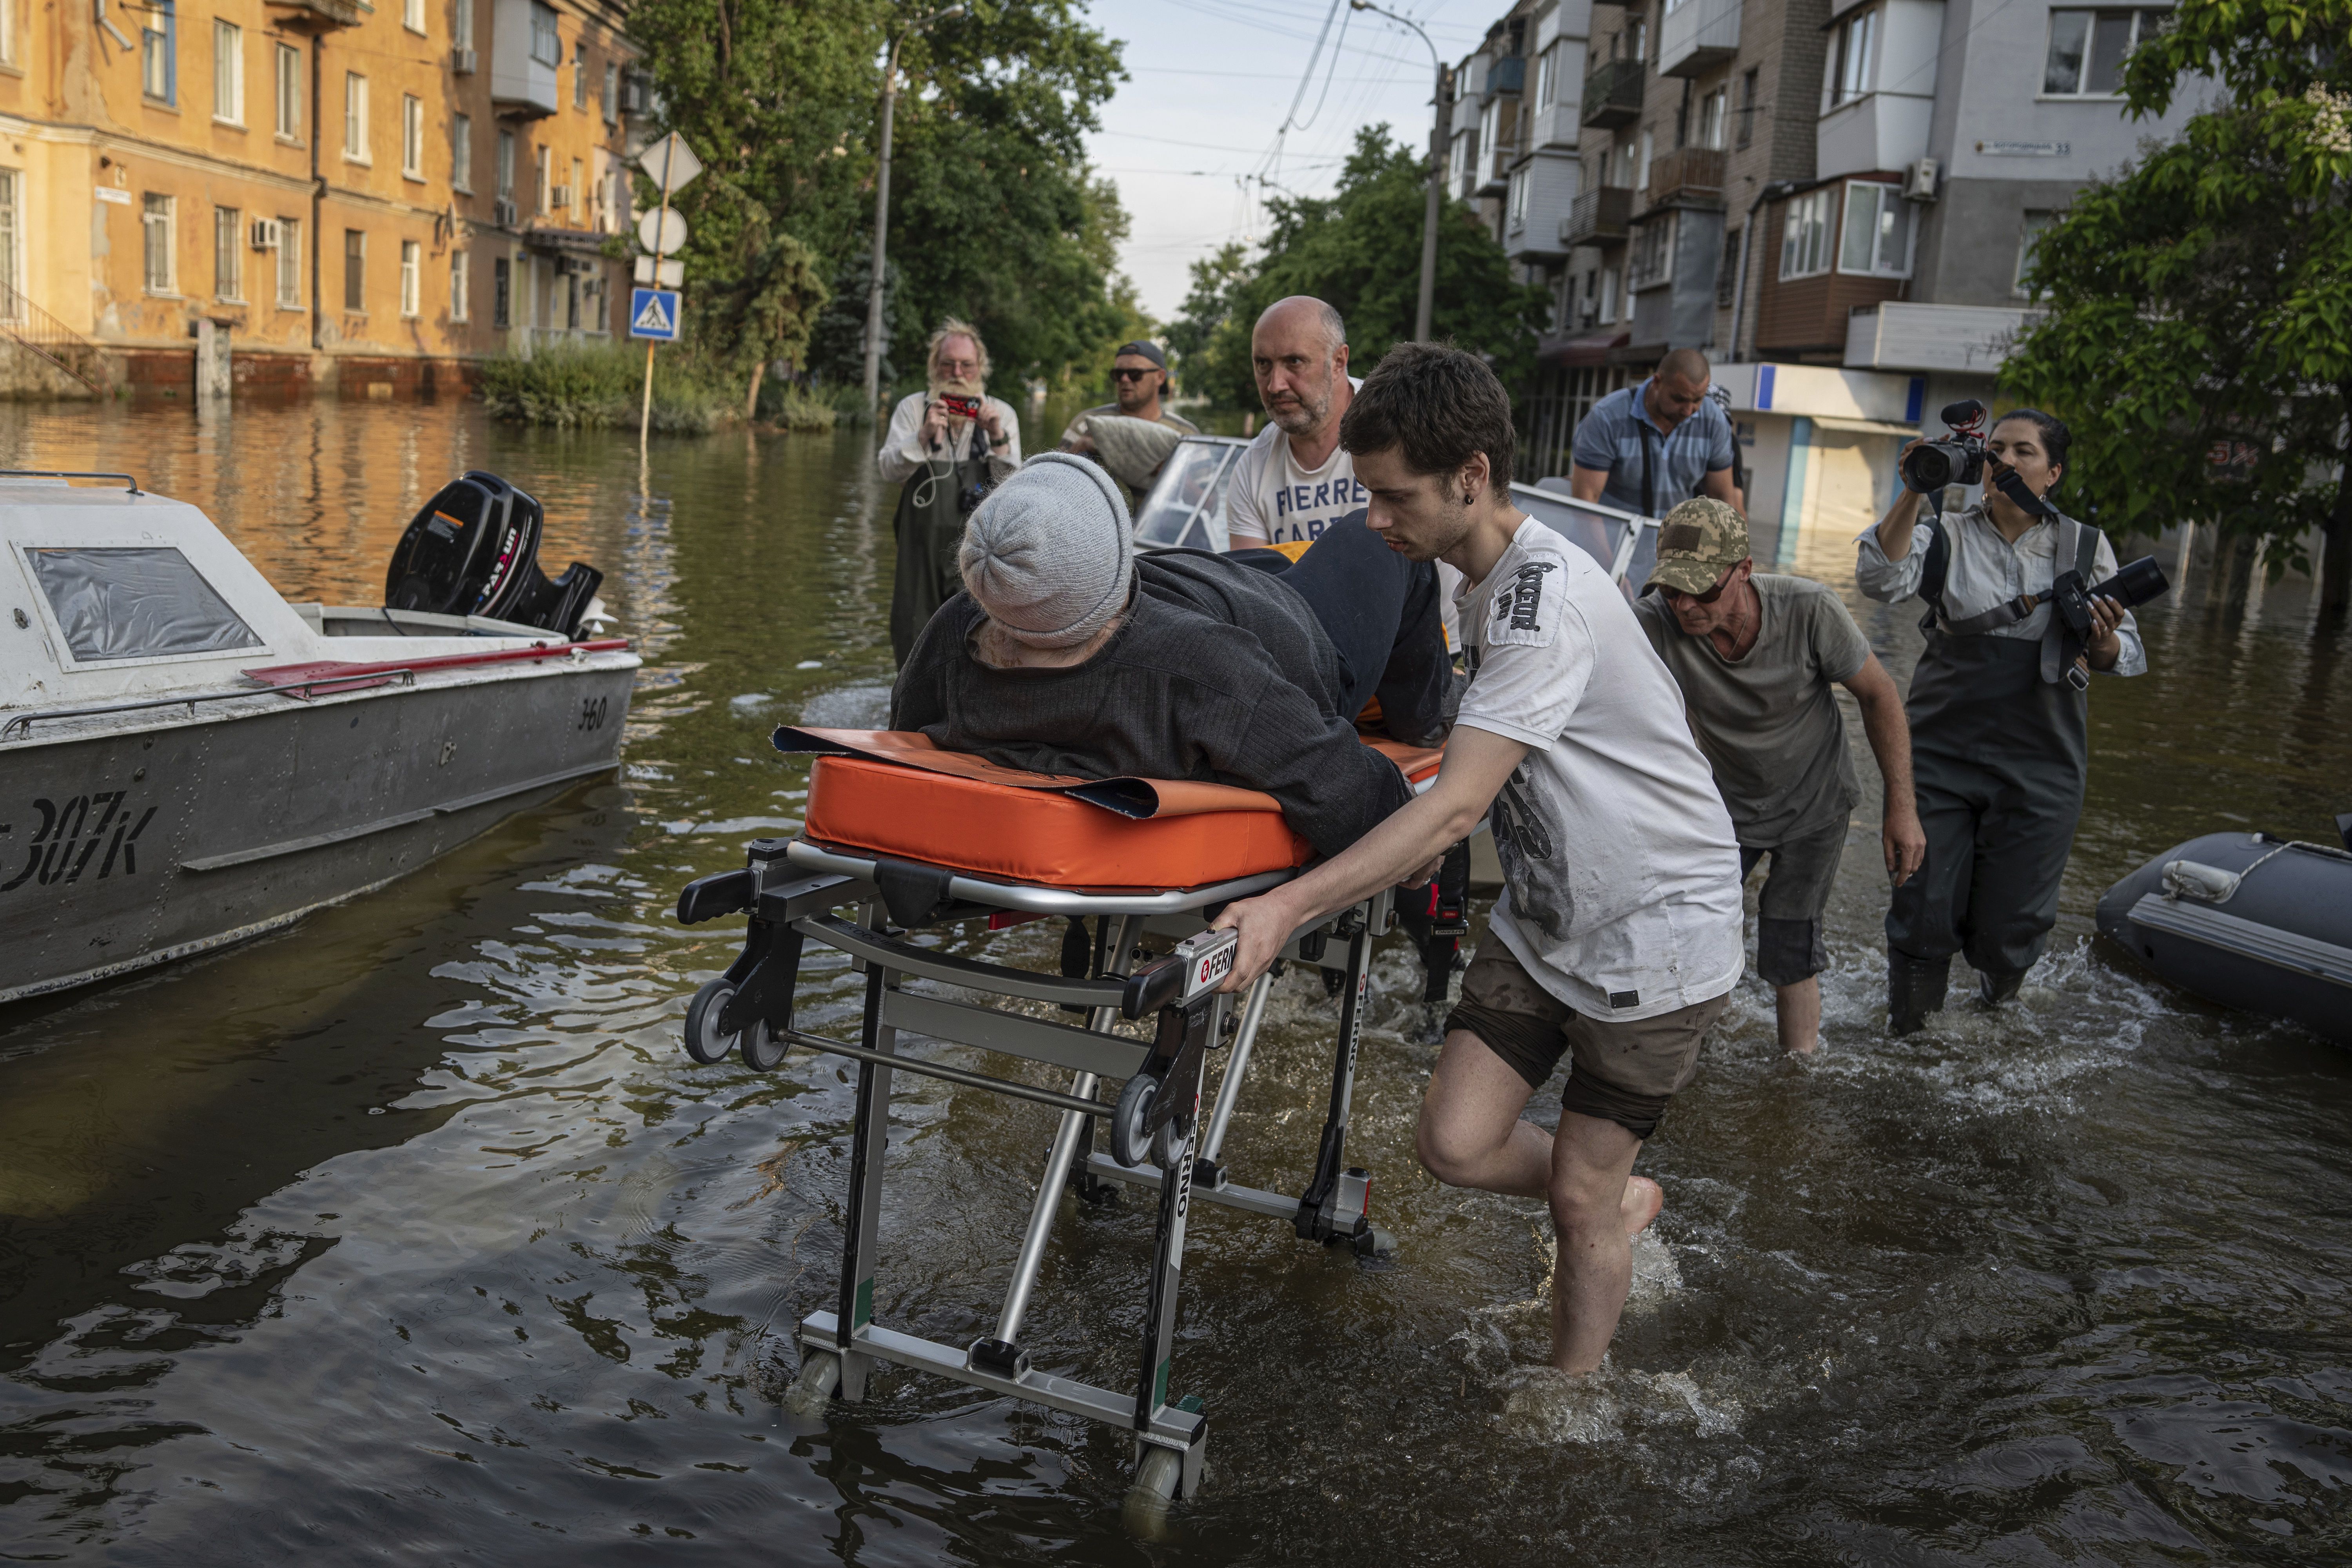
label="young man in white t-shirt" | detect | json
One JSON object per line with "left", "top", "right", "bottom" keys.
{"left": 1214, "top": 343, "right": 1745, "bottom": 1377}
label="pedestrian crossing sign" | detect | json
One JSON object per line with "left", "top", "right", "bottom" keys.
{"left": 629, "top": 287, "right": 681, "bottom": 342}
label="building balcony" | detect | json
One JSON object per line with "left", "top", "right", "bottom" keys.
{"left": 1844, "top": 302, "right": 2042, "bottom": 374}
{"left": 263, "top": 0, "right": 359, "bottom": 29}
{"left": 1561, "top": 185, "right": 1633, "bottom": 246}
{"left": 1481, "top": 55, "right": 1526, "bottom": 103}
{"left": 492, "top": 0, "right": 561, "bottom": 119}
{"left": 1581, "top": 57, "right": 1643, "bottom": 129}
{"left": 1657, "top": 0, "right": 1740, "bottom": 79}
{"left": 1643, "top": 145, "right": 1726, "bottom": 209}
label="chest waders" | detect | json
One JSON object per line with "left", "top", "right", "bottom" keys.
{"left": 889, "top": 422, "right": 993, "bottom": 666}
{"left": 1887, "top": 512, "right": 2101, "bottom": 1032}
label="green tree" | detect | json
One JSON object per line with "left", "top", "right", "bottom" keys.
{"left": 1171, "top": 127, "right": 1550, "bottom": 410}
{"left": 2001, "top": 0, "right": 2352, "bottom": 617}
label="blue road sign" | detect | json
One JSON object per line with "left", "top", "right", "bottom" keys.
{"left": 629, "top": 287, "right": 681, "bottom": 342}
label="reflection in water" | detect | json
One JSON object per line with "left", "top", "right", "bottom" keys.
{"left": 0, "top": 401, "right": 2348, "bottom": 1564}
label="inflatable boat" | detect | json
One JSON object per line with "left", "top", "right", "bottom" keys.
{"left": 2095, "top": 824, "right": 2352, "bottom": 1043}
{"left": 0, "top": 468, "right": 637, "bottom": 1004}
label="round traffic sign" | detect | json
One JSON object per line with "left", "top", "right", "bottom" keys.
{"left": 637, "top": 207, "right": 688, "bottom": 257}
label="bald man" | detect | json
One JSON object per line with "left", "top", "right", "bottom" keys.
{"left": 1568, "top": 347, "right": 1744, "bottom": 519}
{"left": 1225, "top": 296, "right": 1368, "bottom": 550}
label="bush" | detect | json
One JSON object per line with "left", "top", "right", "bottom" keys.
{"left": 479, "top": 343, "right": 736, "bottom": 434}
{"left": 768, "top": 381, "right": 838, "bottom": 433}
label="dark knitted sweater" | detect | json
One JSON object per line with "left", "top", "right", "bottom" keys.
{"left": 889, "top": 552, "right": 1410, "bottom": 858}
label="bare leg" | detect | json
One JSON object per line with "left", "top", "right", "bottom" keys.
{"left": 1418, "top": 1029, "right": 1659, "bottom": 1237}
{"left": 1775, "top": 977, "right": 1821, "bottom": 1055}
{"left": 1546, "top": 1109, "right": 1644, "bottom": 1374}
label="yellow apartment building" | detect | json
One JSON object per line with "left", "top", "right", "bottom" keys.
{"left": 0, "top": 0, "right": 639, "bottom": 397}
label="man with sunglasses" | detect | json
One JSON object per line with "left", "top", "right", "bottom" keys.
{"left": 1058, "top": 341, "right": 1198, "bottom": 503}
{"left": 1632, "top": 498, "right": 1925, "bottom": 1054}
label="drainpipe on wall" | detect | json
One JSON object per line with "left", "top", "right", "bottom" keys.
{"left": 310, "top": 34, "right": 325, "bottom": 362}
{"left": 1725, "top": 179, "right": 1791, "bottom": 364}
{"left": 93, "top": 0, "right": 135, "bottom": 52}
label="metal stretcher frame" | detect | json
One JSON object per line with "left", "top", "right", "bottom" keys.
{"left": 674, "top": 832, "right": 1399, "bottom": 1514}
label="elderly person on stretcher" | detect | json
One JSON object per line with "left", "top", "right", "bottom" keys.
{"left": 891, "top": 451, "right": 1455, "bottom": 858}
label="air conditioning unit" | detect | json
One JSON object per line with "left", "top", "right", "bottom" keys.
{"left": 493, "top": 197, "right": 519, "bottom": 228}
{"left": 550, "top": 185, "right": 573, "bottom": 211}
{"left": 451, "top": 47, "right": 477, "bottom": 74}
{"left": 249, "top": 217, "right": 284, "bottom": 250}
{"left": 1903, "top": 157, "right": 1940, "bottom": 201}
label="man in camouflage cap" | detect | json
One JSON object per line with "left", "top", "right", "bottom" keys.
{"left": 1632, "top": 498, "right": 1926, "bottom": 1054}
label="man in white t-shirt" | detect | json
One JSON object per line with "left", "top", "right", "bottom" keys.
{"left": 1225, "top": 296, "right": 1368, "bottom": 549}
{"left": 1213, "top": 343, "right": 1744, "bottom": 1377}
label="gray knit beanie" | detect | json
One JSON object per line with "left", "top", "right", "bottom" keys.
{"left": 958, "top": 451, "right": 1135, "bottom": 649}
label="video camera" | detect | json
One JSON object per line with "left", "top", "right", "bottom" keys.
{"left": 1900, "top": 399, "right": 1990, "bottom": 492}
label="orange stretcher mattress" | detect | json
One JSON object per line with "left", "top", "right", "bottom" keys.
{"left": 793, "top": 729, "right": 1442, "bottom": 893}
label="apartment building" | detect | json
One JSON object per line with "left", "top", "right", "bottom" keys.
{"left": 1490, "top": 0, "right": 2198, "bottom": 542}
{"left": 0, "top": 0, "right": 639, "bottom": 397}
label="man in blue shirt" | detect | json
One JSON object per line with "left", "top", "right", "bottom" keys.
{"left": 1568, "top": 348, "right": 1744, "bottom": 518}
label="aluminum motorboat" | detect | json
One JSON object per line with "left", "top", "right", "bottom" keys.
{"left": 0, "top": 467, "right": 639, "bottom": 1004}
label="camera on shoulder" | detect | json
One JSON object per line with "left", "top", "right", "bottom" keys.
{"left": 1900, "top": 399, "right": 1990, "bottom": 493}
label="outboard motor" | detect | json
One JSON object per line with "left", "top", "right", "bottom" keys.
{"left": 384, "top": 470, "right": 605, "bottom": 638}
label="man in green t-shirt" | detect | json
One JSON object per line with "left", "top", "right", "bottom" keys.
{"left": 1631, "top": 498, "right": 1926, "bottom": 1054}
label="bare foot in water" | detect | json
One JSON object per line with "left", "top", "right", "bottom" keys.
{"left": 1620, "top": 1175, "right": 1663, "bottom": 1238}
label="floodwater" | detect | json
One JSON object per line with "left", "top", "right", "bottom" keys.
{"left": 0, "top": 396, "right": 2347, "bottom": 1565}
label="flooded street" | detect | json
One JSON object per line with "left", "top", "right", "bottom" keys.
{"left": 0, "top": 397, "right": 2347, "bottom": 1565}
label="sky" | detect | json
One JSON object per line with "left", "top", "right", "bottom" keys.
{"left": 1078, "top": 0, "right": 1499, "bottom": 323}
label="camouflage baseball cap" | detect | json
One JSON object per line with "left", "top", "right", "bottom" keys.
{"left": 1644, "top": 497, "right": 1750, "bottom": 595}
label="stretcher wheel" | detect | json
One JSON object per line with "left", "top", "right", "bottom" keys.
{"left": 683, "top": 978, "right": 740, "bottom": 1064}
{"left": 739, "top": 1016, "right": 788, "bottom": 1072}
{"left": 1150, "top": 1112, "right": 1186, "bottom": 1172}
{"left": 1111, "top": 1072, "right": 1158, "bottom": 1169}
{"left": 782, "top": 1350, "right": 841, "bottom": 1416}
{"left": 1122, "top": 1444, "right": 1185, "bottom": 1537}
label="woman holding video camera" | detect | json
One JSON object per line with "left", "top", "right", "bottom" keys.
{"left": 877, "top": 319, "right": 1023, "bottom": 665}
{"left": 1856, "top": 407, "right": 2145, "bottom": 1034}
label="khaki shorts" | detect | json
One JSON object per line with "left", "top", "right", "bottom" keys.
{"left": 1441, "top": 942, "right": 1729, "bottom": 1139}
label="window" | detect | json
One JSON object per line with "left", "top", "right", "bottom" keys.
{"left": 0, "top": 0, "right": 14, "bottom": 66}
{"left": 344, "top": 73, "right": 369, "bottom": 163}
{"left": 1737, "top": 68, "right": 1758, "bottom": 149}
{"left": 1699, "top": 86, "right": 1726, "bottom": 150}
{"left": 573, "top": 50, "right": 587, "bottom": 110}
{"left": 1636, "top": 126, "right": 1654, "bottom": 192}
{"left": 2013, "top": 210, "right": 2055, "bottom": 297}
{"left": 1508, "top": 166, "right": 1530, "bottom": 230}
{"left": 402, "top": 94, "right": 423, "bottom": 179}
{"left": 1838, "top": 181, "right": 1913, "bottom": 276}
{"left": 451, "top": 249, "right": 470, "bottom": 321}
{"left": 400, "top": 239, "right": 419, "bottom": 316}
{"left": 1477, "top": 98, "right": 1503, "bottom": 183}
{"left": 0, "top": 170, "right": 21, "bottom": 319}
{"left": 27, "top": 548, "right": 262, "bottom": 663}
{"left": 1717, "top": 227, "right": 1740, "bottom": 307}
{"left": 529, "top": 2, "right": 559, "bottom": 67}
{"left": 2043, "top": 8, "right": 2168, "bottom": 96}
{"left": 496, "top": 129, "right": 515, "bottom": 199}
{"left": 403, "top": 0, "right": 425, "bottom": 33}
{"left": 1831, "top": 7, "right": 1877, "bottom": 106}
{"left": 570, "top": 156, "right": 583, "bottom": 218}
{"left": 536, "top": 145, "right": 551, "bottom": 213}
{"left": 1597, "top": 263, "right": 1620, "bottom": 325}
{"left": 1629, "top": 212, "right": 1675, "bottom": 290}
{"left": 142, "top": 195, "right": 174, "bottom": 293}
{"left": 1779, "top": 185, "right": 1834, "bottom": 279}
{"left": 455, "top": 0, "right": 473, "bottom": 45}
{"left": 212, "top": 20, "right": 242, "bottom": 123}
{"left": 213, "top": 205, "right": 240, "bottom": 299}
{"left": 343, "top": 228, "right": 364, "bottom": 311}
{"left": 1613, "top": 140, "right": 1636, "bottom": 187}
{"left": 1535, "top": 41, "right": 1559, "bottom": 109}
{"left": 141, "top": 1, "right": 175, "bottom": 103}
{"left": 493, "top": 255, "right": 511, "bottom": 327}
{"left": 274, "top": 42, "right": 301, "bottom": 139}
{"left": 603, "top": 62, "right": 619, "bottom": 122}
{"left": 452, "top": 114, "right": 472, "bottom": 192}
{"left": 276, "top": 216, "right": 301, "bottom": 307}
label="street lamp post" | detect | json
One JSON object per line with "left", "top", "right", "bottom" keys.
{"left": 861, "top": 6, "right": 964, "bottom": 414}
{"left": 1350, "top": 0, "right": 1447, "bottom": 343}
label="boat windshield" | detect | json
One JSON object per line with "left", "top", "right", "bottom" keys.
{"left": 1132, "top": 442, "right": 1240, "bottom": 552}
{"left": 27, "top": 546, "right": 264, "bottom": 662}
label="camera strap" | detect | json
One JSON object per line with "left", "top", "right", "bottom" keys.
{"left": 2040, "top": 517, "right": 2099, "bottom": 687}
{"left": 1638, "top": 417, "right": 1658, "bottom": 520}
